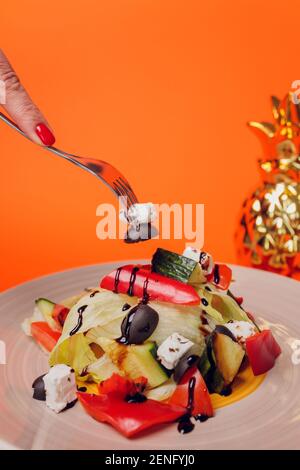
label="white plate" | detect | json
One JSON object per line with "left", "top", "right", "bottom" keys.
{"left": 0, "top": 263, "right": 300, "bottom": 450}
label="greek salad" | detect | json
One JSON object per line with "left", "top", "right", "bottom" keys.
{"left": 23, "top": 247, "right": 281, "bottom": 437}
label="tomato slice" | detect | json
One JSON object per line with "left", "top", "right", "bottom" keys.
{"left": 100, "top": 264, "right": 200, "bottom": 305}
{"left": 168, "top": 367, "right": 213, "bottom": 418}
{"left": 52, "top": 304, "right": 70, "bottom": 327}
{"left": 207, "top": 264, "right": 232, "bottom": 290}
{"left": 245, "top": 330, "right": 281, "bottom": 376}
{"left": 31, "top": 321, "right": 61, "bottom": 352}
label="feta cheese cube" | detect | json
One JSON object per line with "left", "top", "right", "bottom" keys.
{"left": 225, "top": 321, "right": 256, "bottom": 344}
{"left": 21, "top": 306, "right": 44, "bottom": 336}
{"left": 183, "top": 246, "right": 201, "bottom": 262}
{"left": 43, "top": 364, "right": 77, "bottom": 413}
{"left": 157, "top": 333, "right": 194, "bottom": 370}
{"left": 119, "top": 203, "right": 156, "bottom": 224}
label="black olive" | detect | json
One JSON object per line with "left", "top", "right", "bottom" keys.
{"left": 173, "top": 354, "right": 200, "bottom": 384}
{"left": 117, "top": 304, "right": 159, "bottom": 344}
{"left": 32, "top": 374, "right": 46, "bottom": 401}
{"left": 214, "top": 325, "right": 237, "bottom": 342}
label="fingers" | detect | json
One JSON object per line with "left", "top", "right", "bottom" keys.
{"left": 0, "top": 49, "right": 55, "bottom": 145}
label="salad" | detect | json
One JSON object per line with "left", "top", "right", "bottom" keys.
{"left": 23, "top": 247, "right": 281, "bottom": 438}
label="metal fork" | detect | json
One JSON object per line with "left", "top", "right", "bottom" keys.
{"left": 0, "top": 111, "right": 139, "bottom": 209}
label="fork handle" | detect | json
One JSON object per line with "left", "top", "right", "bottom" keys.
{"left": 0, "top": 110, "right": 138, "bottom": 209}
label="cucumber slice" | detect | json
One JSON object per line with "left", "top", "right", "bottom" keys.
{"left": 152, "top": 248, "right": 198, "bottom": 283}
{"left": 35, "top": 298, "right": 59, "bottom": 331}
{"left": 36, "top": 298, "right": 55, "bottom": 317}
{"left": 87, "top": 354, "right": 120, "bottom": 382}
{"left": 97, "top": 338, "right": 169, "bottom": 388}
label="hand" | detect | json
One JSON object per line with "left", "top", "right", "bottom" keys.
{"left": 0, "top": 49, "right": 55, "bottom": 145}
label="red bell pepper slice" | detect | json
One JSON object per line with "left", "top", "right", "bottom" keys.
{"left": 99, "top": 373, "right": 147, "bottom": 397}
{"left": 31, "top": 321, "right": 61, "bottom": 352}
{"left": 100, "top": 264, "right": 200, "bottom": 305}
{"left": 207, "top": 264, "right": 232, "bottom": 290}
{"left": 168, "top": 367, "right": 213, "bottom": 418}
{"left": 52, "top": 304, "right": 70, "bottom": 327}
{"left": 245, "top": 329, "right": 281, "bottom": 376}
{"left": 78, "top": 374, "right": 185, "bottom": 437}
{"left": 78, "top": 393, "right": 185, "bottom": 438}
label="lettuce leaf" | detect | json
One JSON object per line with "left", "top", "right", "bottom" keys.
{"left": 49, "top": 333, "right": 96, "bottom": 374}
{"left": 50, "top": 288, "right": 206, "bottom": 377}
{"left": 197, "top": 285, "right": 251, "bottom": 324}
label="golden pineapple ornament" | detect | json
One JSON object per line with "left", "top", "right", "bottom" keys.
{"left": 236, "top": 94, "right": 300, "bottom": 280}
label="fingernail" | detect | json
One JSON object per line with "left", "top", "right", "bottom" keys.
{"left": 35, "top": 123, "right": 55, "bottom": 146}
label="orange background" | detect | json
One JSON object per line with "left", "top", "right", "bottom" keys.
{"left": 0, "top": 0, "right": 299, "bottom": 291}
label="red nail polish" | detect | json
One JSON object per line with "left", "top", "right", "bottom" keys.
{"left": 35, "top": 123, "right": 55, "bottom": 146}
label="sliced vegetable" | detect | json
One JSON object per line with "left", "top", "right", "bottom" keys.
{"left": 52, "top": 304, "right": 70, "bottom": 327}
{"left": 87, "top": 354, "right": 120, "bottom": 382}
{"left": 197, "top": 286, "right": 251, "bottom": 324}
{"left": 151, "top": 248, "right": 207, "bottom": 285}
{"left": 169, "top": 367, "right": 213, "bottom": 418}
{"left": 198, "top": 347, "right": 212, "bottom": 379}
{"left": 35, "top": 298, "right": 70, "bottom": 330}
{"left": 51, "top": 290, "right": 205, "bottom": 367}
{"left": 245, "top": 330, "right": 281, "bottom": 376}
{"left": 97, "top": 338, "right": 169, "bottom": 388}
{"left": 78, "top": 374, "right": 185, "bottom": 437}
{"left": 207, "top": 264, "right": 232, "bottom": 290}
{"left": 100, "top": 265, "right": 200, "bottom": 305}
{"left": 145, "top": 378, "right": 177, "bottom": 401}
{"left": 212, "top": 329, "right": 245, "bottom": 384}
{"left": 31, "top": 322, "right": 61, "bottom": 352}
{"left": 151, "top": 248, "right": 198, "bottom": 283}
{"left": 227, "top": 289, "right": 243, "bottom": 306}
{"left": 49, "top": 333, "right": 97, "bottom": 374}
{"left": 99, "top": 373, "right": 147, "bottom": 397}
{"left": 199, "top": 339, "right": 225, "bottom": 394}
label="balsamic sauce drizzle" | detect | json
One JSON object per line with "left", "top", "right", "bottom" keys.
{"left": 122, "top": 303, "right": 131, "bottom": 311}
{"left": 127, "top": 267, "right": 140, "bottom": 296}
{"left": 125, "top": 393, "right": 147, "bottom": 403}
{"left": 177, "top": 377, "right": 196, "bottom": 434}
{"left": 213, "top": 264, "right": 220, "bottom": 285}
{"left": 201, "top": 298, "right": 209, "bottom": 307}
{"left": 113, "top": 267, "right": 123, "bottom": 293}
{"left": 195, "top": 414, "right": 209, "bottom": 422}
{"left": 117, "top": 307, "right": 137, "bottom": 344}
{"left": 199, "top": 252, "right": 206, "bottom": 264}
{"left": 69, "top": 305, "right": 88, "bottom": 336}
{"left": 142, "top": 277, "right": 150, "bottom": 304}
{"left": 90, "top": 290, "right": 99, "bottom": 298}
{"left": 177, "top": 376, "right": 210, "bottom": 433}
